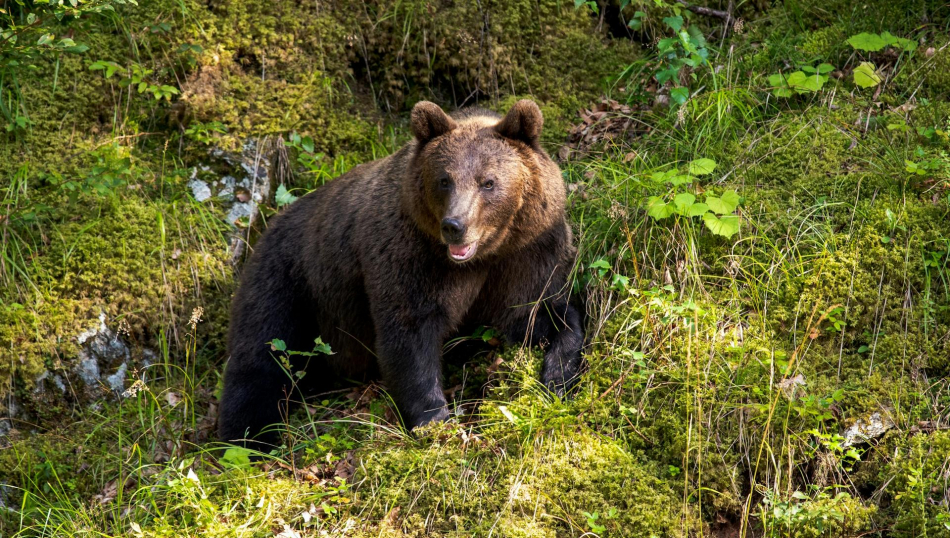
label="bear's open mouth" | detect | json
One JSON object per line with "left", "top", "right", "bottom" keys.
{"left": 448, "top": 241, "right": 478, "bottom": 262}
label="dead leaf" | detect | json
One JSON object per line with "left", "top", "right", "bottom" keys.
{"left": 443, "top": 384, "right": 463, "bottom": 398}
{"left": 384, "top": 506, "right": 401, "bottom": 527}
{"left": 166, "top": 391, "right": 182, "bottom": 407}
{"left": 486, "top": 356, "right": 505, "bottom": 374}
{"left": 91, "top": 480, "right": 119, "bottom": 505}
{"left": 274, "top": 525, "right": 301, "bottom": 538}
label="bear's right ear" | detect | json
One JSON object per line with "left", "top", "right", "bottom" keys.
{"left": 410, "top": 101, "right": 458, "bottom": 145}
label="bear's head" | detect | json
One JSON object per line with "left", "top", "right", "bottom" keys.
{"left": 404, "top": 99, "right": 566, "bottom": 263}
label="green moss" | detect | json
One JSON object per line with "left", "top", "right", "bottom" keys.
{"left": 882, "top": 431, "right": 950, "bottom": 537}
{"left": 356, "top": 421, "right": 683, "bottom": 537}
{"left": 894, "top": 37, "right": 950, "bottom": 100}
{"left": 0, "top": 194, "right": 231, "bottom": 412}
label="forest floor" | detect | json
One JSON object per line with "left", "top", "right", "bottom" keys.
{"left": 1, "top": 1, "right": 950, "bottom": 537}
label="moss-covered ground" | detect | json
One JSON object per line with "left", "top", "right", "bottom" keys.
{"left": 2, "top": 0, "right": 950, "bottom": 536}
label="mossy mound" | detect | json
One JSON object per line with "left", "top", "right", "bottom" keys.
{"left": 356, "top": 422, "right": 682, "bottom": 537}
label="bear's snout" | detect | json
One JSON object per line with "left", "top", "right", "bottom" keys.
{"left": 440, "top": 217, "right": 466, "bottom": 243}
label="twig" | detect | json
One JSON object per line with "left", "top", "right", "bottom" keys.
{"left": 674, "top": 0, "right": 734, "bottom": 25}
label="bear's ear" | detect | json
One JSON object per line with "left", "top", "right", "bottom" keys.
{"left": 411, "top": 101, "right": 458, "bottom": 145}
{"left": 495, "top": 99, "right": 543, "bottom": 150}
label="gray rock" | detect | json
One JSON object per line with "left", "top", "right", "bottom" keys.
{"left": 52, "top": 375, "right": 66, "bottom": 393}
{"left": 0, "top": 397, "right": 17, "bottom": 438}
{"left": 74, "top": 312, "right": 131, "bottom": 393}
{"left": 842, "top": 412, "right": 894, "bottom": 447}
{"left": 105, "top": 362, "right": 128, "bottom": 394}
{"left": 77, "top": 358, "right": 101, "bottom": 386}
{"left": 188, "top": 177, "right": 212, "bottom": 202}
{"left": 226, "top": 201, "right": 256, "bottom": 225}
{"left": 0, "top": 481, "right": 11, "bottom": 509}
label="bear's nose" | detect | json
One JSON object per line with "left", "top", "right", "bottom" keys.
{"left": 441, "top": 218, "right": 466, "bottom": 243}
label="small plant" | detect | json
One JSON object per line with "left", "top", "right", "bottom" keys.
{"left": 768, "top": 63, "right": 834, "bottom": 97}
{"left": 847, "top": 31, "right": 917, "bottom": 54}
{"left": 654, "top": 10, "right": 710, "bottom": 105}
{"left": 846, "top": 31, "right": 916, "bottom": 90}
{"left": 288, "top": 132, "right": 325, "bottom": 172}
{"left": 1, "top": 0, "right": 136, "bottom": 132}
{"left": 604, "top": 2, "right": 711, "bottom": 106}
{"left": 825, "top": 306, "right": 845, "bottom": 333}
{"left": 760, "top": 486, "right": 866, "bottom": 538}
{"left": 275, "top": 184, "right": 299, "bottom": 208}
{"left": 904, "top": 147, "right": 947, "bottom": 179}
{"left": 89, "top": 60, "right": 180, "bottom": 101}
{"left": 589, "top": 259, "right": 630, "bottom": 291}
{"left": 582, "top": 507, "right": 616, "bottom": 534}
{"left": 52, "top": 143, "right": 134, "bottom": 203}
{"left": 268, "top": 337, "right": 335, "bottom": 381}
{"left": 183, "top": 120, "right": 227, "bottom": 145}
{"left": 644, "top": 158, "right": 741, "bottom": 238}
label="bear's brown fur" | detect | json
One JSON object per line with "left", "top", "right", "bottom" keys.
{"left": 219, "top": 100, "right": 584, "bottom": 449}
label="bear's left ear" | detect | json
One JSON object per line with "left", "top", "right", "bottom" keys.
{"left": 411, "top": 101, "right": 458, "bottom": 145}
{"left": 495, "top": 99, "right": 543, "bottom": 150}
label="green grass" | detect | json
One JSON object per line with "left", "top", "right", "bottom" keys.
{"left": 3, "top": 0, "right": 950, "bottom": 536}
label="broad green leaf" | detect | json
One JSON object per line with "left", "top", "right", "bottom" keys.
{"left": 312, "top": 336, "right": 334, "bottom": 355}
{"left": 64, "top": 44, "right": 89, "bottom": 54}
{"left": 706, "top": 190, "right": 740, "bottom": 215}
{"left": 589, "top": 259, "right": 611, "bottom": 277}
{"left": 768, "top": 73, "right": 788, "bottom": 87}
{"left": 785, "top": 71, "right": 808, "bottom": 88}
{"left": 673, "top": 193, "right": 696, "bottom": 214}
{"left": 663, "top": 15, "right": 684, "bottom": 32}
{"left": 687, "top": 25, "right": 707, "bottom": 49}
{"left": 220, "top": 447, "right": 253, "bottom": 469}
{"left": 848, "top": 32, "right": 888, "bottom": 52}
{"left": 769, "top": 73, "right": 792, "bottom": 97}
{"left": 817, "top": 63, "right": 835, "bottom": 74}
{"left": 878, "top": 31, "right": 899, "bottom": 46}
{"left": 688, "top": 158, "right": 717, "bottom": 176}
{"left": 647, "top": 197, "right": 675, "bottom": 219}
{"left": 655, "top": 66, "right": 679, "bottom": 84}
{"left": 670, "top": 86, "right": 689, "bottom": 105}
{"left": 270, "top": 338, "right": 287, "bottom": 352}
{"left": 895, "top": 37, "right": 917, "bottom": 52}
{"left": 656, "top": 38, "right": 677, "bottom": 53}
{"left": 275, "top": 184, "right": 298, "bottom": 207}
{"left": 650, "top": 169, "right": 677, "bottom": 183}
{"left": 703, "top": 213, "right": 740, "bottom": 238}
{"left": 853, "top": 62, "right": 881, "bottom": 88}
{"left": 611, "top": 273, "right": 630, "bottom": 290}
{"left": 787, "top": 71, "right": 826, "bottom": 93}
{"left": 669, "top": 174, "right": 695, "bottom": 186}
{"left": 686, "top": 202, "right": 709, "bottom": 217}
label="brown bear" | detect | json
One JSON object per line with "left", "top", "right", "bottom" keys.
{"left": 219, "top": 100, "right": 584, "bottom": 449}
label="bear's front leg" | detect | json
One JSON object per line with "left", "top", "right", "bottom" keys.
{"left": 499, "top": 295, "right": 585, "bottom": 397}
{"left": 375, "top": 326, "right": 451, "bottom": 429}
{"left": 537, "top": 300, "right": 585, "bottom": 397}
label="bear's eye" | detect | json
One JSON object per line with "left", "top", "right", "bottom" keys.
{"left": 482, "top": 179, "right": 495, "bottom": 191}
{"left": 439, "top": 176, "right": 450, "bottom": 189}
